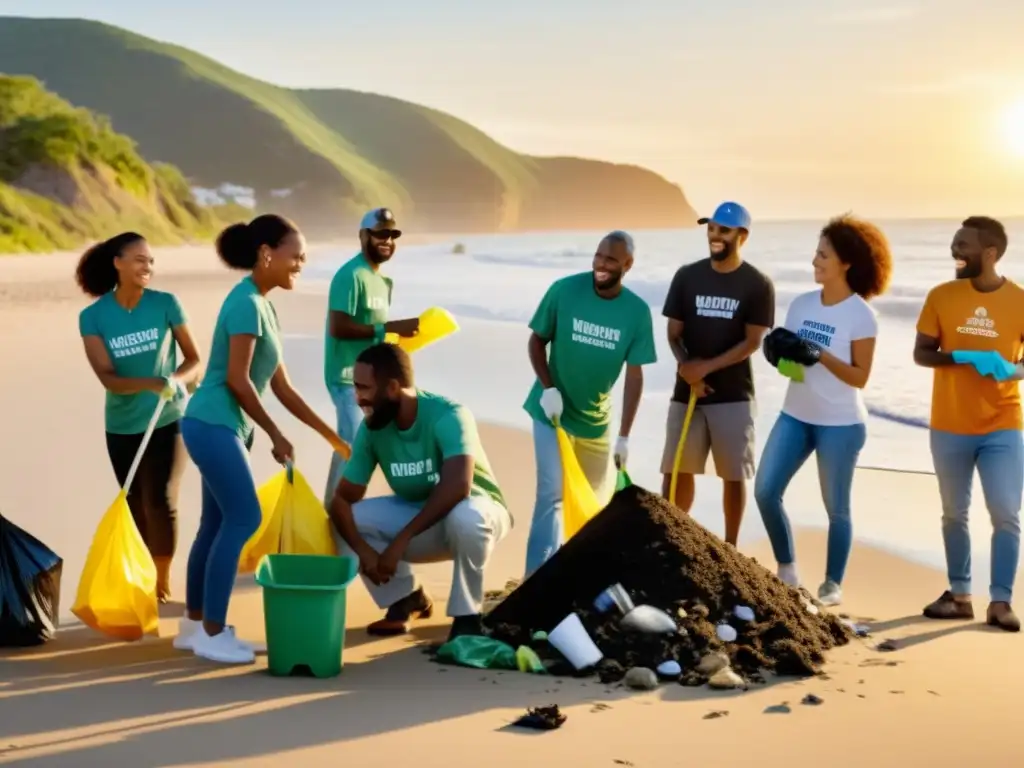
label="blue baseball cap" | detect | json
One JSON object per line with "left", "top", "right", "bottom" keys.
{"left": 698, "top": 202, "right": 751, "bottom": 231}
{"left": 359, "top": 207, "right": 401, "bottom": 236}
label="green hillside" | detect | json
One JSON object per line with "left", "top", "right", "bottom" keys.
{"left": 0, "top": 74, "right": 222, "bottom": 253}
{"left": 0, "top": 16, "right": 697, "bottom": 235}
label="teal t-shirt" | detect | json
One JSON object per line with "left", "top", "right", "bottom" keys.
{"left": 324, "top": 252, "right": 393, "bottom": 388}
{"left": 343, "top": 390, "right": 508, "bottom": 512}
{"left": 185, "top": 276, "right": 283, "bottom": 440}
{"left": 523, "top": 272, "right": 658, "bottom": 439}
{"left": 79, "top": 289, "right": 187, "bottom": 435}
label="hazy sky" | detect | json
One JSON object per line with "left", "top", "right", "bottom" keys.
{"left": 6, "top": 1, "right": 1024, "bottom": 218}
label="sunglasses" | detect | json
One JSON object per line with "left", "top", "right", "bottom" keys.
{"left": 368, "top": 228, "right": 402, "bottom": 241}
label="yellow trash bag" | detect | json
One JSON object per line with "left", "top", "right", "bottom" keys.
{"left": 384, "top": 306, "right": 459, "bottom": 354}
{"left": 72, "top": 404, "right": 163, "bottom": 641}
{"left": 557, "top": 427, "right": 602, "bottom": 540}
{"left": 238, "top": 464, "right": 337, "bottom": 573}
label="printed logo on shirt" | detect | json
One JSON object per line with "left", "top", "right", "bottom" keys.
{"left": 571, "top": 317, "right": 621, "bottom": 350}
{"left": 797, "top": 320, "right": 835, "bottom": 348}
{"left": 368, "top": 296, "right": 387, "bottom": 310}
{"left": 695, "top": 295, "right": 740, "bottom": 319}
{"left": 108, "top": 328, "right": 160, "bottom": 359}
{"left": 956, "top": 306, "right": 998, "bottom": 338}
{"left": 389, "top": 458, "right": 440, "bottom": 484}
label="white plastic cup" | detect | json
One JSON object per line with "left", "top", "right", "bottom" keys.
{"left": 548, "top": 613, "right": 603, "bottom": 670}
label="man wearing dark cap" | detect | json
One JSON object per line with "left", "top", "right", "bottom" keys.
{"left": 661, "top": 202, "right": 775, "bottom": 545}
{"left": 322, "top": 207, "right": 421, "bottom": 505}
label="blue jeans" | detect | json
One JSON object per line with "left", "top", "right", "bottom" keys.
{"left": 524, "top": 419, "right": 611, "bottom": 577}
{"left": 332, "top": 494, "right": 512, "bottom": 616}
{"left": 754, "top": 413, "right": 866, "bottom": 585}
{"left": 180, "top": 418, "right": 261, "bottom": 626}
{"left": 323, "top": 384, "right": 363, "bottom": 508}
{"left": 929, "top": 428, "right": 1023, "bottom": 603}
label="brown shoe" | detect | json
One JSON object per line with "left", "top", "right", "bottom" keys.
{"left": 923, "top": 591, "right": 974, "bottom": 620}
{"left": 366, "top": 587, "right": 434, "bottom": 636}
{"left": 986, "top": 602, "right": 1021, "bottom": 632}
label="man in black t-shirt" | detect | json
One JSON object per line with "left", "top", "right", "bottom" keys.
{"left": 661, "top": 201, "right": 775, "bottom": 545}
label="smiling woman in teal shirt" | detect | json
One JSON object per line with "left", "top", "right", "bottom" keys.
{"left": 77, "top": 232, "right": 202, "bottom": 604}
{"left": 175, "top": 214, "right": 348, "bottom": 666}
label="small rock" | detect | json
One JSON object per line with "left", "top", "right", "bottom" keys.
{"left": 697, "top": 651, "right": 730, "bottom": 676}
{"left": 708, "top": 667, "right": 745, "bottom": 689}
{"left": 801, "top": 694, "right": 824, "bottom": 706}
{"left": 764, "top": 703, "right": 791, "bottom": 714}
{"left": 676, "top": 606, "right": 689, "bottom": 619}
{"left": 624, "top": 667, "right": 659, "bottom": 691}
{"left": 656, "top": 660, "right": 682, "bottom": 677}
{"left": 877, "top": 639, "right": 899, "bottom": 652}
{"left": 716, "top": 623, "right": 738, "bottom": 643}
{"left": 733, "top": 605, "right": 755, "bottom": 622}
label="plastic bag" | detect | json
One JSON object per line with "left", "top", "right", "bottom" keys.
{"left": 0, "top": 513, "right": 63, "bottom": 647}
{"left": 238, "top": 465, "right": 337, "bottom": 574}
{"left": 557, "top": 427, "right": 602, "bottom": 540}
{"left": 71, "top": 490, "right": 159, "bottom": 641}
{"left": 384, "top": 307, "right": 459, "bottom": 354}
{"left": 435, "top": 635, "right": 517, "bottom": 670}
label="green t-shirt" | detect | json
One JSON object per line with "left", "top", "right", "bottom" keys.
{"left": 523, "top": 272, "right": 658, "bottom": 439}
{"left": 343, "top": 390, "right": 508, "bottom": 512}
{"left": 79, "top": 289, "right": 187, "bottom": 435}
{"left": 324, "top": 252, "right": 393, "bottom": 388}
{"left": 185, "top": 276, "right": 283, "bottom": 440}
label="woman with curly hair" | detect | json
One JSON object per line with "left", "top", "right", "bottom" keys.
{"left": 76, "top": 232, "right": 202, "bottom": 603}
{"left": 754, "top": 215, "right": 893, "bottom": 606}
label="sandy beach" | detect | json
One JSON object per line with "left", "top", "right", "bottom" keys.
{"left": 1, "top": 246, "right": 1021, "bottom": 767}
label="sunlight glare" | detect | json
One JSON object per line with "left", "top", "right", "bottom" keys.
{"left": 1004, "top": 99, "right": 1024, "bottom": 157}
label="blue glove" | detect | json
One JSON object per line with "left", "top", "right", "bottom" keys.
{"left": 951, "top": 350, "right": 1019, "bottom": 382}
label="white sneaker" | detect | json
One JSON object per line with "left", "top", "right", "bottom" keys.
{"left": 817, "top": 580, "right": 843, "bottom": 607}
{"left": 172, "top": 617, "right": 201, "bottom": 651}
{"left": 777, "top": 563, "right": 800, "bottom": 588}
{"left": 191, "top": 627, "right": 256, "bottom": 664}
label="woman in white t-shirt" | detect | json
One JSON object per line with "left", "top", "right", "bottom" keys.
{"left": 754, "top": 215, "right": 893, "bottom": 606}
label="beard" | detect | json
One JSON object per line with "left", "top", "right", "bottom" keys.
{"left": 709, "top": 240, "right": 737, "bottom": 262}
{"left": 955, "top": 257, "right": 982, "bottom": 280}
{"left": 593, "top": 271, "right": 622, "bottom": 291}
{"left": 364, "top": 397, "right": 400, "bottom": 430}
{"left": 364, "top": 239, "right": 393, "bottom": 265}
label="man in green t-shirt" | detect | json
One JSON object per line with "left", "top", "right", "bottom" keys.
{"left": 322, "top": 208, "right": 421, "bottom": 506}
{"left": 522, "top": 231, "right": 658, "bottom": 575}
{"left": 329, "top": 343, "right": 512, "bottom": 640}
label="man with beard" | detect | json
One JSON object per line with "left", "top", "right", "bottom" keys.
{"left": 521, "top": 230, "right": 657, "bottom": 575}
{"left": 914, "top": 216, "right": 1024, "bottom": 632}
{"left": 322, "top": 208, "right": 421, "bottom": 506}
{"left": 661, "top": 202, "right": 774, "bottom": 545}
{"left": 329, "top": 343, "right": 512, "bottom": 639}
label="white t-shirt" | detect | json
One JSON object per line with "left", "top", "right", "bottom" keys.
{"left": 780, "top": 290, "right": 878, "bottom": 426}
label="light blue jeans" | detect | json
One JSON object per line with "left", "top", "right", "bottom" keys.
{"left": 524, "top": 419, "right": 612, "bottom": 577}
{"left": 332, "top": 494, "right": 512, "bottom": 616}
{"left": 754, "top": 413, "right": 866, "bottom": 585}
{"left": 323, "top": 384, "right": 364, "bottom": 508}
{"left": 929, "top": 428, "right": 1023, "bottom": 603}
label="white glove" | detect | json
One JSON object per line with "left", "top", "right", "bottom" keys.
{"left": 613, "top": 436, "right": 629, "bottom": 468}
{"left": 539, "top": 387, "right": 564, "bottom": 422}
{"left": 160, "top": 377, "right": 188, "bottom": 402}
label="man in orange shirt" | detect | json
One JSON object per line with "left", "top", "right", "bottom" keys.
{"left": 914, "top": 216, "right": 1024, "bottom": 632}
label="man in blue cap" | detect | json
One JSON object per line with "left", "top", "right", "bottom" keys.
{"left": 322, "top": 207, "right": 421, "bottom": 505}
{"left": 660, "top": 201, "right": 775, "bottom": 545}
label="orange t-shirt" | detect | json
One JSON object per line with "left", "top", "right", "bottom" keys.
{"left": 917, "top": 279, "right": 1024, "bottom": 434}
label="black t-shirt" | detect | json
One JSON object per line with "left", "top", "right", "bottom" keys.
{"left": 662, "top": 258, "right": 775, "bottom": 404}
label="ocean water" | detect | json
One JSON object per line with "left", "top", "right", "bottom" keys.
{"left": 285, "top": 218, "right": 1024, "bottom": 574}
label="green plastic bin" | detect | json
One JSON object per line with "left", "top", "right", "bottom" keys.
{"left": 254, "top": 553, "right": 359, "bottom": 678}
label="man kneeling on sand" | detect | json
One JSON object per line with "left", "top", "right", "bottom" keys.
{"left": 329, "top": 342, "right": 513, "bottom": 640}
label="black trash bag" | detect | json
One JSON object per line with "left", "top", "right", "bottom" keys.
{"left": 763, "top": 327, "right": 822, "bottom": 368}
{"left": 0, "top": 513, "right": 63, "bottom": 647}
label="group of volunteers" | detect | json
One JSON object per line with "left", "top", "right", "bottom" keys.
{"left": 73, "top": 203, "right": 1022, "bottom": 667}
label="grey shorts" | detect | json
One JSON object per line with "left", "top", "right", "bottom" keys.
{"left": 660, "top": 400, "right": 756, "bottom": 481}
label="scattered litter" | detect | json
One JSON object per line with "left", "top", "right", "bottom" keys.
{"left": 764, "top": 703, "right": 791, "bottom": 714}
{"left": 613, "top": 760, "right": 634, "bottom": 766}
{"left": 590, "top": 703, "right": 612, "bottom": 713}
{"left": 801, "top": 693, "right": 824, "bottom": 706}
{"left": 877, "top": 639, "right": 899, "bottom": 652}
{"left": 928, "top": 690, "right": 940, "bottom": 696}
{"left": 621, "top": 604, "right": 678, "bottom": 634}
{"left": 511, "top": 705, "right": 566, "bottom": 731}
{"left": 703, "top": 710, "right": 730, "bottom": 719}
{"left": 733, "top": 605, "right": 755, "bottom": 622}
{"left": 656, "top": 659, "right": 682, "bottom": 678}
{"left": 716, "top": 623, "right": 738, "bottom": 642}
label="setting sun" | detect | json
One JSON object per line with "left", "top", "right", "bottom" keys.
{"left": 1004, "top": 99, "right": 1024, "bottom": 157}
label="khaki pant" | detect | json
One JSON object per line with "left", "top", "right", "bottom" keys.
{"left": 661, "top": 400, "right": 756, "bottom": 481}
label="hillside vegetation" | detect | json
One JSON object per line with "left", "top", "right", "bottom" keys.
{"left": 0, "top": 17, "right": 697, "bottom": 235}
{"left": 0, "top": 74, "right": 221, "bottom": 253}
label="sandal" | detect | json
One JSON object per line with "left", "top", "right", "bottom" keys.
{"left": 922, "top": 590, "right": 974, "bottom": 620}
